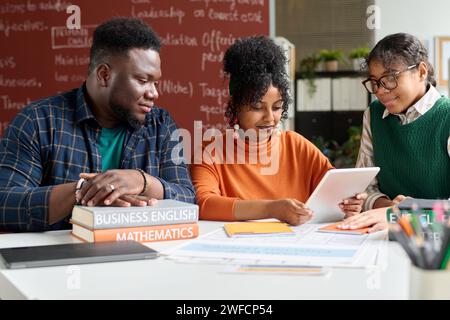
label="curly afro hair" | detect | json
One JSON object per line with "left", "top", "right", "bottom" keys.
{"left": 88, "top": 17, "right": 161, "bottom": 74}
{"left": 223, "top": 36, "right": 292, "bottom": 126}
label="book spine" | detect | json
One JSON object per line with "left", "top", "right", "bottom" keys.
{"left": 91, "top": 223, "right": 199, "bottom": 243}
{"left": 91, "top": 206, "right": 199, "bottom": 229}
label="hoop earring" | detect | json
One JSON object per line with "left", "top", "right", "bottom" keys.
{"left": 233, "top": 123, "right": 240, "bottom": 139}
{"left": 274, "top": 123, "right": 282, "bottom": 137}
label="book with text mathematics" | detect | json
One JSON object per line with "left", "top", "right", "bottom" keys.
{"left": 72, "top": 222, "right": 199, "bottom": 243}
{"left": 71, "top": 199, "right": 198, "bottom": 229}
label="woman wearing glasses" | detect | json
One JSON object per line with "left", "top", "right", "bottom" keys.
{"left": 338, "top": 33, "right": 450, "bottom": 233}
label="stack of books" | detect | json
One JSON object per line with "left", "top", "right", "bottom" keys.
{"left": 71, "top": 200, "right": 199, "bottom": 244}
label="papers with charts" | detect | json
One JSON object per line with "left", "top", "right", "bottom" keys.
{"left": 166, "top": 224, "right": 387, "bottom": 267}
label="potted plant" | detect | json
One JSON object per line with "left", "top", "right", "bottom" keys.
{"left": 332, "top": 125, "right": 362, "bottom": 168}
{"left": 299, "top": 54, "right": 321, "bottom": 97}
{"left": 319, "top": 49, "right": 344, "bottom": 72}
{"left": 311, "top": 136, "right": 339, "bottom": 162}
{"left": 311, "top": 126, "right": 362, "bottom": 168}
{"left": 348, "top": 46, "right": 370, "bottom": 71}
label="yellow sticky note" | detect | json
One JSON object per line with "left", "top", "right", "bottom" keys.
{"left": 223, "top": 222, "right": 294, "bottom": 237}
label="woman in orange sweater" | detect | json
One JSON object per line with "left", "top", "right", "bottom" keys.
{"left": 190, "top": 36, "right": 366, "bottom": 225}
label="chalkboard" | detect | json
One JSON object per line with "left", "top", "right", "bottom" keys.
{"left": 0, "top": 0, "right": 270, "bottom": 137}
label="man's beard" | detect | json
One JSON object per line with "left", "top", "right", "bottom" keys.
{"left": 109, "top": 100, "right": 143, "bottom": 130}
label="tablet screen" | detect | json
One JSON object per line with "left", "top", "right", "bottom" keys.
{"left": 305, "top": 167, "right": 380, "bottom": 223}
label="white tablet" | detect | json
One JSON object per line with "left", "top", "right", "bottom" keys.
{"left": 305, "top": 167, "right": 380, "bottom": 223}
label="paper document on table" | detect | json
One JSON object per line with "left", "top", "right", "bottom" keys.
{"left": 222, "top": 264, "right": 330, "bottom": 276}
{"left": 167, "top": 224, "right": 385, "bottom": 267}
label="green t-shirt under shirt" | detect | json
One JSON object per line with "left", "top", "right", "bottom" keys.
{"left": 98, "top": 126, "right": 126, "bottom": 172}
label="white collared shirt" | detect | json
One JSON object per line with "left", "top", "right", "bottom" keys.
{"left": 356, "top": 85, "right": 450, "bottom": 210}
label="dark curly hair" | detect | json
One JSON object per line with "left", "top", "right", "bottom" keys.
{"left": 365, "top": 33, "right": 436, "bottom": 86}
{"left": 223, "top": 36, "right": 292, "bottom": 126}
{"left": 88, "top": 17, "right": 161, "bottom": 74}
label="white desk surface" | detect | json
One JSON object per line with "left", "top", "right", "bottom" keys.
{"left": 0, "top": 221, "right": 411, "bottom": 300}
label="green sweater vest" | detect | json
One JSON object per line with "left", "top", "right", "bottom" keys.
{"left": 370, "top": 97, "right": 450, "bottom": 200}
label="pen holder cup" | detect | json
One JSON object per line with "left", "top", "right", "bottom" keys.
{"left": 409, "top": 265, "right": 450, "bottom": 299}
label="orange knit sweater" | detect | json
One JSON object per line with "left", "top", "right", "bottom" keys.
{"left": 190, "top": 131, "right": 334, "bottom": 221}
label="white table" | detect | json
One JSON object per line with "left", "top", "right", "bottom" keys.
{"left": 0, "top": 221, "right": 411, "bottom": 299}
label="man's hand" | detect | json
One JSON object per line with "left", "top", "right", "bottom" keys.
{"left": 78, "top": 170, "right": 147, "bottom": 206}
{"left": 105, "top": 195, "right": 159, "bottom": 207}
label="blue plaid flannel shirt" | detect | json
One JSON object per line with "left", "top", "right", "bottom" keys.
{"left": 0, "top": 84, "right": 195, "bottom": 232}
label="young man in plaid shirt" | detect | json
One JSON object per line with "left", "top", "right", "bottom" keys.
{"left": 0, "top": 18, "right": 195, "bottom": 232}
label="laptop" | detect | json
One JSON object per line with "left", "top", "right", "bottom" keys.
{"left": 0, "top": 241, "right": 159, "bottom": 269}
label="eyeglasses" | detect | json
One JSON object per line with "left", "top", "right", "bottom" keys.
{"left": 362, "top": 64, "right": 417, "bottom": 94}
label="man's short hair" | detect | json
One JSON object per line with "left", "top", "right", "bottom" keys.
{"left": 88, "top": 17, "right": 161, "bottom": 73}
